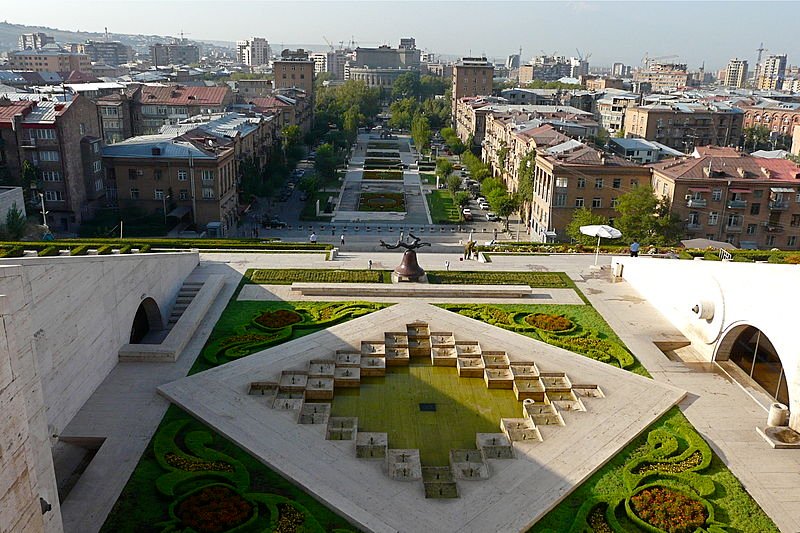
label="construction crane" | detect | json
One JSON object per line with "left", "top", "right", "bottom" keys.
{"left": 756, "top": 42, "right": 767, "bottom": 64}
{"left": 322, "top": 36, "right": 335, "bottom": 52}
{"left": 575, "top": 48, "right": 592, "bottom": 62}
{"left": 641, "top": 53, "right": 679, "bottom": 67}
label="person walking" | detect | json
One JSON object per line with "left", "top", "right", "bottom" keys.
{"left": 340, "top": 234, "right": 345, "bottom": 247}
{"left": 368, "top": 259, "right": 373, "bottom": 270}
{"left": 310, "top": 232, "right": 317, "bottom": 244}
{"left": 630, "top": 240, "right": 640, "bottom": 257}
{"left": 445, "top": 260, "right": 450, "bottom": 271}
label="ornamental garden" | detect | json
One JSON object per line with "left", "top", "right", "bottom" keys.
{"left": 101, "top": 269, "right": 778, "bottom": 533}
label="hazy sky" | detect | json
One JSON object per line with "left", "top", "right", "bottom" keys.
{"left": 3, "top": 1, "right": 799, "bottom": 69}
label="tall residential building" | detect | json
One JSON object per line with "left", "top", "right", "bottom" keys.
{"left": 723, "top": 58, "right": 748, "bottom": 88}
{"left": 150, "top": 39, "right": 200, "bottom": 67}
{"left": 8, "top": 45, "right": 91, "bottom": 73}
{"left": 399, "top": 37, "right": 416, "bottom": 50}
{"left": 18, "top": 32, "right": 54, "bottom": 50}
{"left": 236, "top": 37, "right": 271, "bottom": 66}
{"left": 633, "top": 62, "right": 690, "bottom": 93}
{"left": 452, "top": 57, "right": 494, "bottom": 122}
{"left": 612, "top": 62, "right": 631, "bottom": 78}
{"left": 273, "top": 50, "right": 315, "bottom": 96}
{"left": 80, "top": 40, "right": 133, "bottom": 66}
{"left": 310, "top": 50, "right": 348, "bottom": 79}
{"left": 757, "top": 54, "right": 788, "bottom": 90}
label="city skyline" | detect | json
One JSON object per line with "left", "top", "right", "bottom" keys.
{"left": 2, "top": 0, "right": 800, "bottom": 69}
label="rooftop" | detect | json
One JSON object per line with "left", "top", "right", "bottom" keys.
{"left": 137, "top": 84, "right": 230, "bottom": 106}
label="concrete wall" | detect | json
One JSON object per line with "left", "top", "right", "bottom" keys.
{"left": 613, "top": 256, "right": 800, "bottom": 428}
{"left": 0, "top": 251, "right": 198, "bottom": 436}
{"left": 0, "top": 265, "right": 62, "bottom": 533}
{"left": 0, "top": 186, "right": 26, "bottom": 220}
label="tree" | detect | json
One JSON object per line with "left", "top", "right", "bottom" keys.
{"left": 314, "top": 143, "right": 337, "bottom": 180}
{"left": 480, "top": 177, "right": 505, "bottom": 198}
{"left": 566, "top": 208, "right": 609, "bottom": 245}
{"left": 4, "top": 202, "right": 27, "bottom": 240}
{"left": 446, "top": 174, "right": 462, "bottom": 198}
{"left": 492, "top": 193, "right": 519, "bottom": 231}
{"left": 299, "top": 174, "right": 320, "bottom": 195}
{"left": 743, "top": 125, "right": 771, "bottom": 151}
{"left": 435, "top": 158, "right": 454, "bottom": 182}
{"left": 343, "top": 105, "right": 362, "bottom": 144}
{"left": 411, "top": 114, "right": 431, "bottom": 152}
{"left": 516, "top": 152, "right": 535, "bottom": 205}
{"left": 454, "top": 191, "right": 471, "bottom": 208}
{"left": 20, "top": 160, "right": 39, "bottom": 207}
{"left": 615, "top": 185, "right": 682, "bottom": 245}
{"left": 391, "top": 71, "right": 421, "bottom": 101}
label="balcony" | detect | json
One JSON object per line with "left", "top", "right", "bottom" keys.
{"left": 725, "top": 224, "right": 743, "bottom": 233}
{"left": 20, "top": 137, "right": 36, "bottom": 148}
{"left": 764, "top": 223, "right": 785, "bottom": 233}
{"left": 769, "top": 200, "right": 789, "bottom": 211}
{"left": 686, "top": 199, "right": 707, "bottom": 208}
{"left": 686, "top": 223, "right": 702, "bottom": 231}
{"left": 726, "top": 199, "right": 747, "bottom": 209}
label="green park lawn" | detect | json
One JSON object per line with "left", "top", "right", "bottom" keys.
{"left": 425, "top": 189, "right": 461, "bottom": 224}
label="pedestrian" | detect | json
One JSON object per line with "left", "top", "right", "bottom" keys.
{"left": 445, "top": 260, "right": 450, "bottom": 271}
{"left": 493, "top": 228, "right": 497, "bottom": 240}
{"left": 368, "top": 259, "right": 373, "bottom": 270}
{"left": 340, "top": 234, "right": 345, "bottom": 247}
{"left": 310, "top": 232, "right": 317, "bottom": 244}
{"left": 630, "top": 240, "right": 640, "bottom": 258}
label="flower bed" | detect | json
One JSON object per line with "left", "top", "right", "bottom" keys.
{"left": 629, "top": 486, "right": 708, "bottom": 533}
{"left": 173, "top": 484, "right": 255, "bottom": 533}
{"left": 427, "top": 271, "right": 570, "bottom": 287}
{"left": 367, "top": 142, "right": 398, "bottom": 149}
{"left": 358, "top": 192, "right": 406, "bottom": 212}
{"left": 255, "top": 309, "right": 303, "bottom": 329}
{"left": 165, "top": 452, "right": 235, "bottom": 472}
{"left": 365, "top": 150, "right": 401, "bottom": 158}
{"left": 524, "top": 313, "right": 574, "bottom": 331}
{"left": 362, "top": 170, "right": 404, "bottom": 180}
{"left": 247, "top": 268, "right": 386, "bottom": 285}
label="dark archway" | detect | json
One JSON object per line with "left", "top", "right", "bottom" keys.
{"left": 129, "top": 297, "right": 163, "bottom": 344}
{"left": 718, "top": 325, "right": 788, "bottom": 405}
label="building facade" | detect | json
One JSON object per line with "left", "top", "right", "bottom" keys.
{"left": 723, "top": 58, "right": 748, "bottom": 88}
{"left": 236, "top": 37, "right": 271, "bottom": 66}
{"left": 633, "top": 63, "right": 690, "bottom": 93}
{"left": 624, "top": 103, "right": 743, "bottom": 152}
{"left": 740, "top": 101, "right": 800, "bottom": 137}
{"left": 650, "top": 149, "right": 800, "bottom": 249}
{"left": 452, "top": 57, "right": 494, "bottom": 123}
{"left": 8, "top": 46, "right": 91, "bottom": 73}
{"left": 150, "top": 40, "right": 200, "bottom": 67}
{"left": 757, "top": 54, "right": 787, "bottom": 91}
{"left": 273, "top": 56, "right": 315, "bottom": 96}
{"left": 80, "top": 41, "right": 133, "bottom": 66}
{"left": 132, "top": 85, "right": 234, "bottom": 135}
{"left": 18, "top": 32, "right": 55, "bottom": 50}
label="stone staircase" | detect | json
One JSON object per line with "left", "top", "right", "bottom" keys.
{"left": 167, "top": 281, "right": 204, "bottom": 328}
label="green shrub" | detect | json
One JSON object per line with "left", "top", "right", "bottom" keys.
{"left": 70, "top": 245, "right": 90, "bottom": 256}
{"left": 96, "top": 245, "right": 113, "bottom": 255}
{"left": 38, "top": 246, "right": 59, "bottom": 257}
{"left": 768, "top": 254, "right": 785, "bottom": 264}
{"left": 0, "top": 246, "right": 24, "bottom": 258}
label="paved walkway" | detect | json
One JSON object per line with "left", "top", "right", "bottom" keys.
{"left": 57, "top": 251, "right": 800, "bottom": 533}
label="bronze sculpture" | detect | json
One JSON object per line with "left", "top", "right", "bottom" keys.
{"left": 380, "top": 233, "right": 430, "bottom": 282}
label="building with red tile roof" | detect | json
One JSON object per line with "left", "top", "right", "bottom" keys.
{"left": 133, "top": 84, "right": 234, "bottom": 134}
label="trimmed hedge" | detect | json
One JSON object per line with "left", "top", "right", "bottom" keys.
{"left": 427, "top": 271, "right": 570, "bottom": 288}
{"left": 0, "top": 238, "right": 332, "bottom": 254}
{"left": 246, "top": 268, "right": 387, "bottom": 285}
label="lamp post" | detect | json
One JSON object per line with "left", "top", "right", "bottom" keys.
{"left": 162, "top": 194, "right": 171, "bottom": 225}
{"left": 38, "top": 192, "right": 49, "bottom": 231}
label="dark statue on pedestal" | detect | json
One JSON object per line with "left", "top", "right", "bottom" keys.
{"left": 380, "top": 233, "right": 431, "bottom": 282}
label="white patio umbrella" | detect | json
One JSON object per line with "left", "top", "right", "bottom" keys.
{"left": 580, "top": 224, "right": 623, "bottom": 266}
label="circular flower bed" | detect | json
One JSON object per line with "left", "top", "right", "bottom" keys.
{"left": 174, "top": 485, "right": 254, "bottom": 532}
{"left": 274, "top": 503, "right": 306, "bottom": 532}
{"left": 358, "top": 192, "right": 406, "bottom": 212}
{"left": 587, "top": 504, "right": 613, "bottom": 533}
{"left": 524, "top": 313, "right": 573, "bottom": 331}
{"left": 255, "top": 309, "right": 302, "bottom": 329}
{"left": 633, "top": 450, "right": 703, "bottom": 476}
{"left": 629, "top": 486, "right": 707, "bottom": 533}
{"left": 165, "top": 453, "right": 234, "bottom": 473}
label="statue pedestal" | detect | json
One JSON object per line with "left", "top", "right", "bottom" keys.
{"left": 391, "top": 249, "right": 428, "bottom": 283}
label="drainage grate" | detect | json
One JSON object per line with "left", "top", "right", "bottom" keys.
{"left": 419, "top": 403, "right": 437, "bottom": 412}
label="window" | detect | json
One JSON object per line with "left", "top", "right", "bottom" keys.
{"left": 612, "top": 178, "right": 621, "bottom": 189}
{"left": 95, "top": 178, "right": 103, "bottom": 192}
{"left": 553, "top": 193, "right": 567, "bottom": 207}
{"left": 727, "top": 214, "right": 740, "bottom": 227}
{"left": 179, "top": 189, "right": 189, "bottom": 200}
{"left": 747, "top": 224, "right": 757, "bottom": 235}
{"left": 789, "top": 236, "right": 797, "bottom": 247}
{"left": 130, "top": 188, "right": 140, "bottom": 199}
{"left": 592, "top": 197, "right": 602, "bottom": 208}
{"left": 574, "top": 197, "right": 584, "bottom": 208}
{"left": 202, "top": 187, "right": 215, "bottom": 199}
{"left": 712, "top": 189, "right": 722, "bottom": 201}
{"left": 36, "top": 129, "right": 56, "bottom": 139}
{"left": 555, "top": 177, "right": 568, "bottom": 188}
{"left": 177, "top": 170, "right": 187, "bottom": 181}
{"left": 766, "top": 235, "right": 776, "bottom": 246}
{"left": 688, "top": 212, "right": 699, "bottom": 225}
{"left": 611, "top": 197, "right": 619, "bottom": 208}
{"left": 44, "top": 190, "right": 63, "bottom": 201}
{"left": 129, "top": 169, "right": 142, "bottom": 180}
{"left": 201, "top": 169, "right": 215, "bottom": 181}
{"left": 753, "top": 189, "right": 763, "bottom": 199}
{"left": 630, "top": 179, "right": 639, "bottom": 187}
{"left": 796, "top": 192, "right": 800, "bottom": 203}
{"left": 92, "top": 160, "right": 102, "bottom": 173}
{"left": 595, "top": 178, "right": 604, "bottom": 189}
{"left": 791, "top": 214, "right": 800, "bottom": 227}
{"left": 154, "top": 189, "right": 164, "bottom": 200}
{"left": 576, "top": 177, "right": 585, "bottom": 189}
{"left": 750, "top": 203, "right": 760, "bottom": 215}
{"left": 662, "top": 183, "right": 668, "bottom": 195}
{"left": 40, "top": 151, "right": 59, "bottom": 161}
{"left": 154, "top": 169, "right": 162, "bottom": 180}
{"left": 79, "top": 123, "right": 86, "bottom": 135}
{"left": 41, "top": 170, "right": 62, "bottom": 182}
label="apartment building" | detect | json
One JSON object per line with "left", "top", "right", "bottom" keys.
{"left": 311, "top": 50, "right": 349, "bottom": 79}
{"left": 96, "top": 89, "right": 138, "bottom": 143}
{"left": 102, "top": 130, "right": 238, "bottom": 232}
{"left": 273, "top": 53, "right": 315, "bottom": 96}
{"left": 650, "top": 148, "right": 800, "bottom": 249}
{"left": 624, "top": 102, "right": 743, "bottom": 152}
{"left": 595, "top": 91, "right": 639, "bottom": 135}
{"left": 236, "top": 37, "right": 271, "bottom": 66}
{"left": 530, "top": 143, "right": 651, "bottom": 242}
{"left": 452, "top": 57, "right": 494, "bottom": 122}
{"left": 757, "top": 54, "right": 787, "bottom": 91}
{"left": 585, "top": 77, "right": 625, "bottom": 91}
{"left": 132, "top": 84, "right": 234, "bottom": 135}
{"left": 499, "top": 88, "right": 559, "bottom": 106}
{"left": 633, "top": 63, "right": 690, "bottom": 93}
{"left": 8, "top": 45, "right": 91, "bottom": 73}
{"left": 741, "top": 101, "right": 800, "bottom": 137}
{"left": 608, "top": 138, "right": 683, "bottom": 163}
{"left": 18, "top": 32, "right": 55, "bottom": 50}
{"left": 235, "top": 79, "right": 273, "bottom": 98}
{"left": 0, "top": 95, "right": 103, "bottom": 230}
{"left": 80, "top": 40, "right": 133, "bottom": 66}
{"left": 723, "top": 58, "right": 748, "bottom": 88}
{"left": 246, "top": 89, "right": 312, "bottom": 134}
{"left": 150, "top": 39, "right": 200, "bottom": 67}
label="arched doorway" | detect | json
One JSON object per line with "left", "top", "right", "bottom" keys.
{"left": 718, "top": 325, "right": 788, "bottom": 405}
{"left": 129, "top": 297, "right": 163, "bottom": 344}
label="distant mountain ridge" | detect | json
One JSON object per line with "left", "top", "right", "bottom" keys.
{"left": 0, "top": 21, "right": 235, "bottom": 53}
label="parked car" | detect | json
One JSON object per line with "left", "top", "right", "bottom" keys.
{"left": 485, "top": 212, "right": 499, "bottom": 222}
{"left": 479, "top": 201, "right": 490, "bottom": 210}
{"left": 262, "top": 216, "right": 287, "bottom": 228}
{"left": 462, "top": 207, "right": 473, "bottom": 221}
{"left": 476, "top": 196, "right": 486, "bottom": 204}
